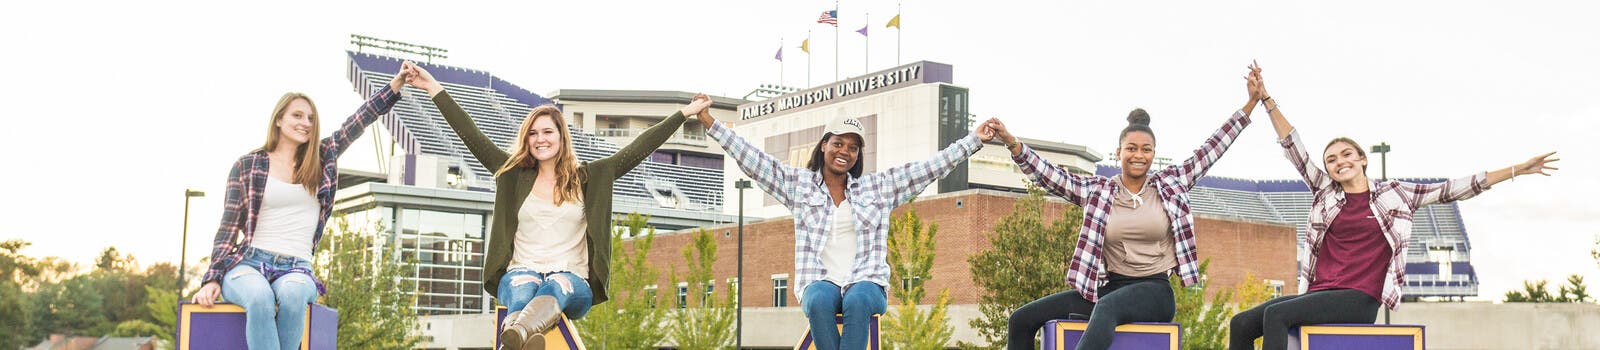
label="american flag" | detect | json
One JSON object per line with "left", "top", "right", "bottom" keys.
{"left": 817, "top": 10, "right": 838, "bottom": 26}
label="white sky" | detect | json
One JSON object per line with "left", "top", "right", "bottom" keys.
{"left": 2, "top": 0, "right": 1595, "bottom": 300}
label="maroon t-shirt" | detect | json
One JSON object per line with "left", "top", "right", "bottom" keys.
{"left": 1307, "top": 191, "right": 1391, "bottom": 301}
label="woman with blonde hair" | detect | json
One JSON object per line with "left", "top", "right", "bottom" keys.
{"left": 403, "top": 62, "right": 712, "bottom": 350}
{"left": 192, "top": 63, "right": 412, "bottom": 350}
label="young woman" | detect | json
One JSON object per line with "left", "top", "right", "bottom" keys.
{"left": 191, "top": 64, "right": 411, "bottom": 350}
{"left": 987, "top": 65, "right": 1265, "bottom": 350}
{"left": 1228, "top": 63, "right": 1559, "bottom": 350}
{"left": 692, "top": 109, "right": 994, "bottom": 350}
{"left": 402, "top": 62, "right": 711, "bottom": 350}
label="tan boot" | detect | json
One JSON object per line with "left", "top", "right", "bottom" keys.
{"left": 500, "top": 296, "right": 561, "bottom": 350}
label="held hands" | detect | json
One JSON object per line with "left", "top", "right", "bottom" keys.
{"left": 1246, "top": 60, "right": 1267, "bottom": 103}
{"left": 400, "top": 61, "right": 444, "bottom": 96}
{"left": 982, "top": 118, "right": 1018, "bottom": 148}
{"left": 680, "top": 93, "right": 712, "bottom": 117}
{"left": 191, "top": 281, "right": 221, "bottom": 307}
{"left": 1514, "top": 151, "right": 1560, "bottom": 177}
{"left": 388, "top": 63, "right": 412, "bottom": 92}
{"left": 975, "top": 117, "right": 998, "bottom": 142}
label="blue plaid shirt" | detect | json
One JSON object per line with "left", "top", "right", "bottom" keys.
{"left": 708, "top": 122, "right": 982, "bottom": 298}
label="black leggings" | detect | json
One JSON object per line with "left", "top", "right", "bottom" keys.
{"left": 1228, "top": 288, "right": 1381, "bottom": 350}
{"left": 1007, "top": 273, "right": 1175, "bottom": 350}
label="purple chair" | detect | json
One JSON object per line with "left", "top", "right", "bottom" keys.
{"left": 1288, "top": 324, "right": 1424, "bottom": 350}
{"left": 175, "top": 302, "right": 337, "bottom": 350}
{"left": 1042, "top": 320, "right": 1181, "bottom": 350}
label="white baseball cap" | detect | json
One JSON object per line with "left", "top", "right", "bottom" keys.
{"left": 824, "top": 115, "right": 865, "bottom": 138}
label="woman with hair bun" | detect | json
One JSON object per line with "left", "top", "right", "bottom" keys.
{"left": 986, "top": 63, "right": 1266, "bottom": 350}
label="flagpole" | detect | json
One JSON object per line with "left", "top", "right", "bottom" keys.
{"left": 833, "top": 0, "right": 840, "bottom": 81}
{"left": 897, "top": 2, "right": 902, "bottom": 65}
{"left": 807, "top": 30, "right": 812, "bottom": 87}
{"left": 864, "top": 12, "right": 870, "bottom": 73}
{"left": 779, "top": 38, "right": 785, "bottom": 86}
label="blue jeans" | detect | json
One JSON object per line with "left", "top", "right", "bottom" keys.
{"left": 801, "top": 281, "right": 887, "bottom": 350}
{"left": 497, "top": 268, "right": 594, "bottom": 320}
{"left": 220, "top": 248, "right": 320, "bottom": 350}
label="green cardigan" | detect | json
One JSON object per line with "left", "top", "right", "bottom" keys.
{"left": 433, "top": 91, "right": 686, "bottom": 306}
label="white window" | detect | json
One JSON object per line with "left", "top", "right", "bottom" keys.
{"left": 772, "top": 274, "right": 790, "bottom": 307}
{"left": 676, "top": 282, "right": 688, "bottom": 309}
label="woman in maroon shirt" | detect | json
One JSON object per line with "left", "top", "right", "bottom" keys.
{"left": 1229, "top": 63, "right": 1559, "bottom": 350}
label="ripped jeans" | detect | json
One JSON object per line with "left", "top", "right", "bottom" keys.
{"left": 221, "top": 248, "right": 322, "bottom": 350}
{"left": 497, "top": 268, "right": 594, "bottom": 320}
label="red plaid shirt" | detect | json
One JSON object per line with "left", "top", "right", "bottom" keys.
{"left": 201, "top": 86, "right": 401, "bottom": 285}
{"left": 1279, "top": 129, "right": 1489, "bottom": 310}
{"left": 1011, "top": 109, "right": 1251, "bottom": 302}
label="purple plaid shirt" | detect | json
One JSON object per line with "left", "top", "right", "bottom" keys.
{"left": 1279, "top": 129, "right": 1489, "bottom": 310}
{"left": 1011, "top": 109, "right": 1251, "bottom": 303}
{"left": 201, "top": 86, "right": 401, "bottom": 286}
{"left": 707, "top": 122, "right": 983, "bottom": 298}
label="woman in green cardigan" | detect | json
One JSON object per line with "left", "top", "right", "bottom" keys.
{"left": 403, "top": 62, "right": 712, "bottom": 350}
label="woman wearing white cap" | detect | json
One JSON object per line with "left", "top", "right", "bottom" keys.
{"left": 692, "top": 109, "right": 996, "bottom": 350}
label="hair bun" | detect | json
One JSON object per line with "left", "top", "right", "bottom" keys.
{"left": 1127, "top": 108, "right": 1151, "bottom": 126}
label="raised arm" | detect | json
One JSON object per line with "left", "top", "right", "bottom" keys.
{"left": 592, "top": 95, "right": 710, "bottom": 175}
{"left": 876, "top": 128, "right": 987, "bottom": 208}
{"left": 1163, "top": 63, "right": 1263, "bottom": 188}
{"left": 1404, "top": 151, "right": 1558, "bottom": 207}
{"left": 407, "top": 62, "right": 510, "bottom": 171}
{"left": 987, "top": 118, "right": 1096, "bottom": 205}
{"left": 697, "top": 109, "right": 805, "bottom": 208}
{"left": 322, "top": 66, "right": 408, "bottom": 157}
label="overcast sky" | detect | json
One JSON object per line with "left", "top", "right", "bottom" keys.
{"left": 2, "top": 0, "right": 1595, "bottom": 300}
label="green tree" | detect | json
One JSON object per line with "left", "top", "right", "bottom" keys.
{"left": 959, "top": 187, "right": 1081, "bottom": 349}
{"left": 1229, "top": 272, "right": 1275, "bottom": 349}
{"left": 577, "top": 213, "right": 667, "bottom": 348}
{"left": 143, "top": 285, "right": 179, "bottom": 349}
{"left": 1505, "top": 279, "right": 1557, "bottom": 302}
{"left": 1558, "top": 275, "right": 1592, "bottom": 303}
{"left": 1171, "top": 260, "right": 1234, "bottom": 350}
{"left": 665, "top": 229, "right": 736, "bottom": 349}
{"left": 0, "top": 239, "right": 42, "bottom": 349}
{"left": 882, "top": 204, "right": 955, "bottom": 349}
{"left": 314, "top": 216, "right": 422, "bottom": 350}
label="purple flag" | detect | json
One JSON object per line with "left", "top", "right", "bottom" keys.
{"left": 856, "top": 25, "right": 868, "bottom": 36}
{"left": 775, "top": 46, "right": 783, "bottom": 61}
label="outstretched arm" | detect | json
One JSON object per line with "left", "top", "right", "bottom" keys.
{"left": 1256, "top": 63, "right": 1333, "bottom": 190}
{"left": 406, "top": 62, "right": 511, "bottom": 171}
{"left": 322, "top": 65, "right": 408, "bottom": 157}
{"left": 1405, "top": 151, "right": 1559, "bottom": 207}
{"left": 698, "top": 109, "right": 806, "bottom": 208}
{"left": 987, "top": 118, "right": 1096, "bottom": 204}
{"left": 595, "top": 95, "right": 711, "bottom": 175}
{"left": 876, "top": 120, "right": 992, "bottom": 207}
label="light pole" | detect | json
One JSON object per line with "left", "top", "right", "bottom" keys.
{"left": 179, "top": 189, "right": 205, "bottom": 296}
{"left": 1370, "top": 142, "right": 1390, "bottom": 324}
{"left": 734, "top": 178, "right": 751, "bottom": 350}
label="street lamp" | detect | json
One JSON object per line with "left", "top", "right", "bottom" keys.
{"left": 1369, "top": 142, "right": 1390, "bottom": 324}
{"left": 734, "top": 178, "right": 751, "bottom": 350}
{"left": 179, "top": 189, "right": 205, "bottom": 296}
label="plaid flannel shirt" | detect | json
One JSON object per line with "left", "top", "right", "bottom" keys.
{"left": 707, "top": 122, "right": 982, "bottom": 298}
{"left": 1279, "top": 128, "right": 1489, "bottom": 310}
{"left": 1012, "top": 109, "right": 1251, "bottom": 303}
{"left": 201, "top": 85, "right": 401, "bottom": 285}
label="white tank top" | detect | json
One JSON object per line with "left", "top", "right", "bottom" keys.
{"left": 509, "top": 193, "right": 589, "bottom": 278}
{"left": 819, "top": 199, "right": 857, "bottom": 286}
{"left": 252, "top": 177, "right": 319, "bottom": 260}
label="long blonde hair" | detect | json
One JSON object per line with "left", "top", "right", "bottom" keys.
{"left": 260, "top": 92, "right": 322, "bottom": 194}
{"left": 496, "top": 105, "right": 583, "bottom": 204}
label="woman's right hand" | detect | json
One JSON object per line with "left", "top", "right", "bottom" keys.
{"left": 679, "top": 93, "right": 712, "bottom": 117}
{"left": 402, "top": 61, "right": 444, "bottom": 97}
{"left": 192, "top": 281, "right": 221, "bottom": 307}
{"left": 985, "top": 118, "right": 1021, "bottom": 155}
